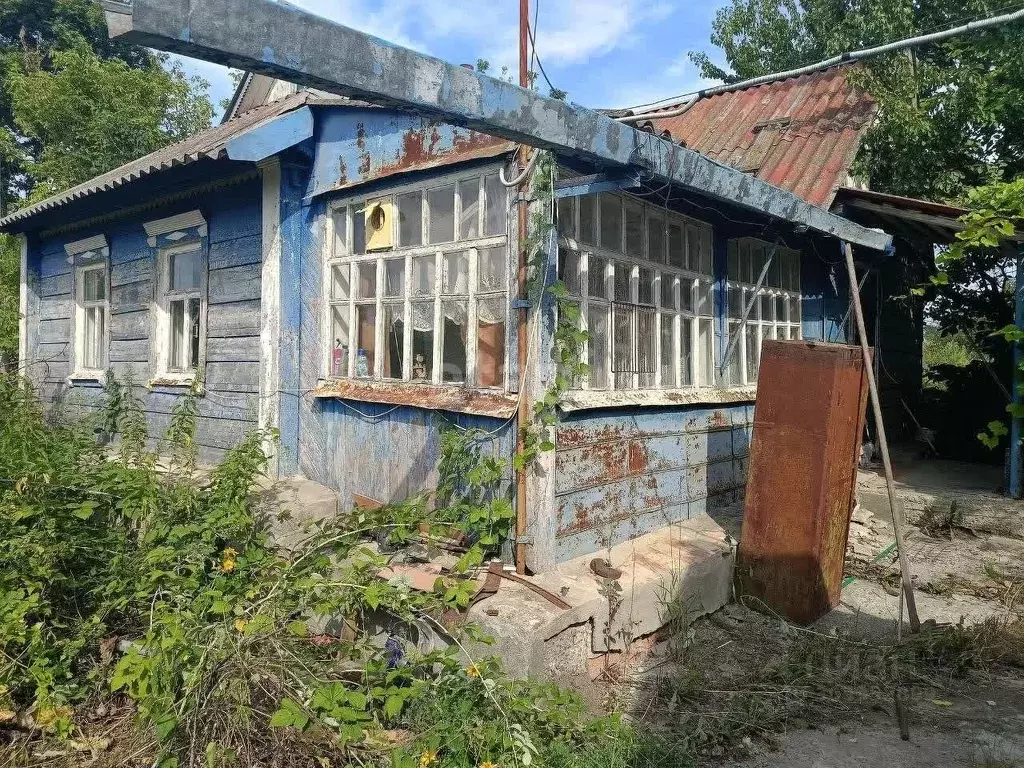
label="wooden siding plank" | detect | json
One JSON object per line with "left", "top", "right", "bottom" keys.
{"left": 209, "top": 262, "right": 261, "bottom": 304}
{"left": 110, "top": 309, "right": 150, "bottom": 341}
{"left": 37, "top": 341, "right": 70, "bottom": 363}
{"left": 207, "top": 335, "right": 261, "bottom": 362}
{"left": 207, "top": 300, "right": 261, "bottom": 338}
{"left": 40, "top": 274, "right": 70, "bottom": 298}
{"left": 111, "top": 258, "right": 153, "bottom": 288}
{"left": 111, "top": 280, "right": 153, "bottom": 313}
{"left": 40, "top": 252, "right": 70, "bottom": 279}
{"left": 208, "top": 233, "right": 261, "bottom": 270}
{"left": 39, "top": 296, "right": 72, "bottom": 321}
{"left": 205, "top": 361, "right": 260, "bottom": 392}
{"left": 109, "top": 339, "right": 150, "bottom": 363}
{"left": 39, "top": 318, "right": 70, "bottom": 344}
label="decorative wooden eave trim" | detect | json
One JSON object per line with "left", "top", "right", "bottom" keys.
{"left": 64, "top": 234, "right": 109, "bottom": 259}
{"left": 143, "top": 210, "right": 207, "bottom": 246}
{"left": 313, "top": 379, "right": 519, "bottom": 419}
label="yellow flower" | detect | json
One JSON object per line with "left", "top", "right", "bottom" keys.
{"left": 479, "top": 762, "right": 499, "bottom": 768}
{"left": 419, "top": 750, "right": 438, "bottom": 767}
{"left": 220, "top": 547, "right": 238, "bottom": 573}
{"left": 234, "top": 618, "right": 248, "bottom": 633}
{"left": 466, "top": 664, "right": 480, "bottom": 678}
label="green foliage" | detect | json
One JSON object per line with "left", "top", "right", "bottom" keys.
{"left": 0, "top": 234, "right": 17, "bottom": 362}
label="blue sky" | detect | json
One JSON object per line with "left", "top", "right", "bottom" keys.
{"left": 176, "top": 0, "right": 730, "bottom": 120}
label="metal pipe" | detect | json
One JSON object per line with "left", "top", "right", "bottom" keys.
{"left": 514, "top": 0, "right": 530, "bottom": 575}
{"left": 1010, "top": 242, "right": 1023, "bottom": 499}
{"left": 622, "top": 6, "right": 1024, "bottom": 120}
{"left": 842, "top": 242, "right": 920, "bottom": 633}
{"left": 617, "top": 95, "right": 698, "bottom": 123}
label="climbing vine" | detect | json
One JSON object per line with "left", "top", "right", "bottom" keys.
{"left": 515, "top": 150, "right": 589, "bottom": 470}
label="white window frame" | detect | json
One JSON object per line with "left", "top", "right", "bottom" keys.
{"left": 153, "top": 241, "right": 208, "bottom": 382}
{"left": 72, "top": 261, "right": 110, "bottom": 379}
{"left": 724, "top": 238, "right": 803, "bottom": 386}
{"left": 556, "top": 191, "right": 718, "bottom": 391}
{"left": 323, "top": 164, "right": 511, "bottom": 390}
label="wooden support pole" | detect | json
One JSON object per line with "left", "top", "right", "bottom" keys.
{"left": 842, "top": 242, "right": 920, "bottom": 633}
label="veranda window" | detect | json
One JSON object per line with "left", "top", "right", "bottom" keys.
{"left": 326, "top": 168, "right": 509, "bottom": 388}
{"left": 557, "top": 192, "right": 717, "bottom": 390}
{"left": 724, "top": 238, "right": 802, "bottom": 385}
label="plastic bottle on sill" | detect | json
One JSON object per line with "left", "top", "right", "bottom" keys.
{"left": 332, "top": 340, "right": 347, "bottom": 377}
{"left": 356, "top": 348, "right": 369, "bottom": 378}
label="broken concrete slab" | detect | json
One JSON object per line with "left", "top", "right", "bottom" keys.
{"left": 254, "top": 476, "right": 341, "bottom": 551}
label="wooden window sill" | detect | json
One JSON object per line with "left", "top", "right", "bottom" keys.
{"left": 313, "top": 379, "right": 518, "bottom": 419}
{"left": 559, "top": 385, "right": 758, "bottom": 413}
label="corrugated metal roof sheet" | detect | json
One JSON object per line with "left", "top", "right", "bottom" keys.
{"left": 0, "top": 90, "right": 318, "bottom": 230}
{"left": 648, "top": 67, "right": 876, "bottom": 208}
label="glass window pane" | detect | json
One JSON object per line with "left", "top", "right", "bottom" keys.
{"left": 384, "top": 258, "right": 404, "bottom": 297}
{"left": 659, "top": 313, "right": 674, "bottom": 387}
{"left": 728, "top": 285, "right": 743, "bottom": 320}
{"left": 638, "top": 307, "right": 656, "bottom": 388}
{"left": 333, "top": 209, "right": 348, "bottom": 257}
{"left": 355, "top": 305, "right": 376, "bottom": 377}
{"left": 478, "top": 246, "right": 506, "bottom": 292}
{"left": 679, "top": 277, "right": 694, "bottom": 313}
{"left": 698, "top": 319, "right": 714, "bottom": 386}
{"left": 612, "top": 303, "right": 632, "bottom": 379}
{"left": 661, "top": 274, "right": 676, "bottom": 311}
{"left": 728, "top": 242, "right": 740, "bottom": 281}
{"left": 484, "top": 174, "right": 507, "bottom": 236}
{"left": 697, "top": 283, "right": 713, "bottom": 317}
{"left": 727, "top": 321, "right": 742, "bottom": 385}
{"left": 668, "top": 222, "right": 685, "bottom": 268}
{"left": 458, "top": 179, "right": 480, "bottom": 240}
{"left": 588, "top": 255, "right": 608, "bottom": 299}
{"left": 788, "top": 252, "right": 801, "bottom": 291}
{"left": 637, "top": 267, "right": 654, "bottom": 306}
{"left": 578, "top": 195, "right": 597, "bottom": 246}
{"left": 769, "top": 249, "right": 782, "bottom": 288}
{"left": 701, "top": 228, "right": 714, "bottom": 274}
{"left": 83, "top": 269, "right": 106, "bottom": 302}
{"left": 625, "top": 202, "right": 644, "bottom": 257}
{"left": 613, "top": 262, "right": 631, "bottom": 302}
{"left": 410, "top": 301, "right": 434, "bottom": 381}
{"left": 587, "top": 304, "right": 609, "bottom": 389}
{"left": 761, "top": 294, "right": 774, "bottom": 321}
{"left": 382, "top": 303, "right": 404, "bottom": 379}
{"left": 397, "top": 192, "right": 422, "bottom": 247}
{"left": 427, "top": 185, "right": 455, "bottom": 244}
{"left": 353, "top": 204, "right": 366, "bottom": 255}
{"left": 441, "top": 300, "right": 468, "bottom": 383}
{"left": 357, "top": 262, "right": 377, "bottom": 298}
{"left": 332, "top": 263, "right": 350, "bottom": 300}
{"left": 746, "top": 324, "right": 760, "bottom": 383}
{"left": 477, "top": 295, "right": 506, "bottom": 387}
{"left": 558, "top": 248, "right": 581, "bottom": 297}
{"left": 648, "top": 214, "right": 665, "bottom": 263}
{"left": 169, "top": 299, "right": 185, "bottom": 370}
{"left": 743, "top": 242, "right": 757, "bottom": 284}
{"left": 330, "top": 306, "right": 350, "bottom": 377}
{"left": 558, "top": 196, "right": 576, "bottom": 240}
{"left": 680, "top": 317, "right": 693, "bottom": 386}
{"left": 188, "top": 298, "right": 201, "bottom": 369}
{"left": 412, "top": 255, "right": 435, "bottom": 296}
{"left": 84, "top": 306, "right": 101, "bottom": 369}
{"left": 443, "top": 251, "right": 469, "bottom": 294}
{"left": 789, "top": 324, "right": 800, "bottom": 340}
{"left": 687, "top": 226, "right": 702, "bottom": 276}
{"left": 170, "top": 249, "right": 200, "bottom": 291}
{"left": 777, "top": 295, "right": 788, "bottom": 323}
{"left": 600, "top": 195, "right": 622, "bottom": 252}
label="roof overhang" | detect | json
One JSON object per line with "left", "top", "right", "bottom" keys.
{"left": 833, "top": 187, "right": 970, "bottom": 245}
{"left": 100, "top": 0, "right": 892, "bottom": 252}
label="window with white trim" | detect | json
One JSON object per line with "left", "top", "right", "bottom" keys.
{"left": 156, "top": 242, "right": 206, "bottom": 377}
{"left": 325, "top": 168, "right": 510, "bottom": 388}
{"left": 724, "top": 238, "right": 802, "bottom": 385}
{"left": 557, "top": 192, "right": 717, "bottom": 390}
{"left": 74, "top": 263, "right": 109, "bottom": 375}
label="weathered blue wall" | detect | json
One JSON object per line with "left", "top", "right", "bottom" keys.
{"left": 26, "top": 174, "right": 264, "bottom": 464}
{"left": 801, "top": 245, "right": 850, "bottom": 343}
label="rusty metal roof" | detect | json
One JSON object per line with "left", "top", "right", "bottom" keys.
{"left": 0, "top": 91, "right": 319, "bottom": 231}
{"left": 646, "top": 67, "right": 876, "bottom": 209}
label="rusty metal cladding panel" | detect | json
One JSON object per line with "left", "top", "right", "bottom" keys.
{"left": 739, "top": 340, "right": 869, "bottom": 624}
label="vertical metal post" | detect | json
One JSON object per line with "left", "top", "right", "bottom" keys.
{"left": 842, "top": 242, "right": 920, "bottom": 632}
{"left": 1010, "top": 243, "right": 1023, "bottom": 499}
{"left": 514, "top": 0, "right": 531, "bottom": 574}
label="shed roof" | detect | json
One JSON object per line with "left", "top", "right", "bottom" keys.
{"left": 638, "top": 67, "right": 876, "bottom": 209}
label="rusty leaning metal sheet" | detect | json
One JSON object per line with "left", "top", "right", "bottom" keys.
{"left": 739, "top": 340, "right": 870, "bottom": 625}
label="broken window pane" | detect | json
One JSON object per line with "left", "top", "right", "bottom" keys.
{"left": 477, "top": 295, "right": 506, "bottom": 387}
{"left": 355, "top": 305, "right": 376, "bottom": 377}
{"left": 397, "top": 191, "right": 422, "bottom": 247}
{"left": 458, "top": 179, "right": 480, "bottom": 240}
{"left": 331, "top": 263, "right": 350, "bottom": 300}
{"left": 410, "top": 301, "right": 434, "bottom": 381}
{"left": 668, "top": 222, "right": 685, "bottom": 268}
{"left": 587, "top": 304, "right": 609, "bottom": 388}
{"left": 661, "top": 273, "right": 677, "bottom": 311}
{"left": 357, "top": 262, "right": 377, "bottom": 298}
{"left": 557, "top": 196, "right": 576, "bottom": 240}
{"left": 352, "top": 204, "right": 366, "bottom": 255}
{"left": 382, "top": 303, "right": 404, "bottom": 379}
{"left": 558, "top": 248, "right": 581, "bottom": 297}
{"left": 625, "top": 202, "right": 644, "bottom": 257}
{"left": 333, "top": 209, "right": 348, "bottom": 257}
{"left": 443, "top": 251, "right": 470, "bottom": 294}
{"left": 484, "top": 174, "right": 507, "bottom": 236}
{"left": 680, "top": 317, "right": 693, "bottom": 386}
{"left": 588, "top": 255, "right": 608, "bottom": 299}
{"left": 637, "top": 267, "right": 654, "bottom": 306}
{"left": 478, "top": 246, "right": 506, "bottom": 292}
{"left": 170, "top": 248, "right": 201, "bottom": 291}
{"left": 330, "top": 306, "right": 350, "bottom": 377}
{"left": 441, "top": 300, "right": 468, "bottom": 383}
{"left": 614, "top": 262, "right": 631, "bottom": 302}
{"left": 659, "top": 313, "right": 675, "bottom": 387}
{"left": 412, "top": 255, "right": 435, "bottom": 296}
{"left": 384, "top": 258, "right": 405, "bottom": 297}
{"left": 578, "top": 195, "right": 597, "bottom": 245}
{"left": 428, "top": 184, "right": 455, "bottom": 244}
{"left": 600, "top": 195, "right": 622, "bottom": 251}
{"left": 648, "top": 213, "right": 665, "bottom": 263}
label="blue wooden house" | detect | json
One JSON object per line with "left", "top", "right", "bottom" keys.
{"left": 4, "top": 71, "right": 927, "bottom": 573}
